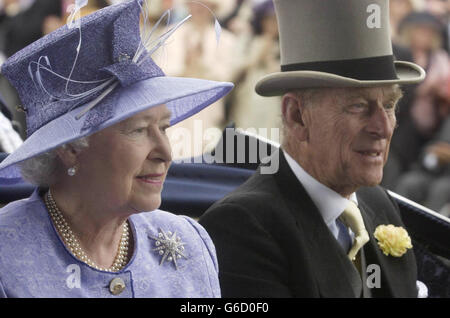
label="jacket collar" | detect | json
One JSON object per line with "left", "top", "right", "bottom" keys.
{"left": 271, "top": 150, "right": 362, "bottom": 297}
{"left": 282, "top": 150, "right": 358, "bottom": 228}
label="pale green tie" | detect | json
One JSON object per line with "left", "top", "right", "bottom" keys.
{"left": 340, "top": 201, "right": 370, "bottom": 261}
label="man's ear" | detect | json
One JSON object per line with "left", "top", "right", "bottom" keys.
{"left": 55, "top": 144, "right": 80, "bottom": 169}
{"left": 281, "top": 92, "right": 309, "bottom": 141}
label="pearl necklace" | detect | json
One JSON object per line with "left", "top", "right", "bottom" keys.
{"left": 45, "top": 190, "right": 130, "bottom": 272}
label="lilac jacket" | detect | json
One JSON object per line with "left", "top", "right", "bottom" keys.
{"left": 0, "top": 189, "right": 220, "bottom": 297}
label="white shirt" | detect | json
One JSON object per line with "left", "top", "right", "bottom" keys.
{"left": 283, "top": 150, "right": 356, "bottom": 240}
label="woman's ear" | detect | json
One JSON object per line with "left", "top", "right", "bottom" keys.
{"left": 281, "top": 92, "right": 309, "bottom": 141}
{"left": 55, "top": 144, "right": 81, "bottom": 169}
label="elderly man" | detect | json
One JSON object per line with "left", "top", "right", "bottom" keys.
{"left": 199, "top": 0, "right": 427, "bottom": 297}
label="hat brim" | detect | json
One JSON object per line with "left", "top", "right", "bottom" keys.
{"left": 0, "top": 76, "right": 233, "bottom": 181}
{"left": 255, "top": 61, "right": 425, "bottom": 96}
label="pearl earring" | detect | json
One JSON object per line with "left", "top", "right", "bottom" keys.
{"left": 67, "top": 167, "right": 77, "bottom": 176}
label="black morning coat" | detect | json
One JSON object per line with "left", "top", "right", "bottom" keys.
{"left": 199, "top": 150, "right": 418, "bottom": 298}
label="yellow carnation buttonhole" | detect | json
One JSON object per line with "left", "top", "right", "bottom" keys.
{"left": 374, "top": 224, "right": 413, "bottom": 257}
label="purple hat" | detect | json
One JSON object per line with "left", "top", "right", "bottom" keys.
{"left": 0, "top": 0, "right": 233, "bottom": 181}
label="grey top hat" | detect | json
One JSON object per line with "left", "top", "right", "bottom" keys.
{"left": 256, "top": 0, "right": 426, "bottom": 96}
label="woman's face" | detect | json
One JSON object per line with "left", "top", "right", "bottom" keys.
{"left": 76, "top": 104, "right": 172, "bottom": 214}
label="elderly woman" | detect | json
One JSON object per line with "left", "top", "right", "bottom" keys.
{"left": 0, "top": 0, "right": 232, "bottom": 297}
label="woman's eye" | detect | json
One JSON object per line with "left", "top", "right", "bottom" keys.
{"left": 160, "top": 122, "right": 170, "bottom": 132}
{"left": 133, "top": 127, "right": 147, "bottom": 134}
{"left": 160, "top": 125, "right": 170, "bottom": 134}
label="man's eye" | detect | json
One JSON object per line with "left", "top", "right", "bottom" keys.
{"left": 347, "top": 103, "right": 368, "bottom": 112}
{"left": 384, "top": 103, "right": 396, "bottom": 110}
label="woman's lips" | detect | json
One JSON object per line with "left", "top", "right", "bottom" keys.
{"left": 136, "top": 173, "right": 164, "bottom": 185}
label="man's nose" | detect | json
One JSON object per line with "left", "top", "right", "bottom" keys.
{"left": 366, "top": 105, "right": 395, "bottom": 139}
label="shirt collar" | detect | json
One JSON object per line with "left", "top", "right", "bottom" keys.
{"left": 283, "top": 150, "right": 358, "bottom": 226}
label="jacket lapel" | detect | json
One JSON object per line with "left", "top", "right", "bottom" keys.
{"left": 359, "top": 248, "right": 373, "bottom": 298}
{"left": 272, "top": 151, "right": 362, "bottom": 297}
{"left": 357, "top": 196, "right": 405, "bottom": 297}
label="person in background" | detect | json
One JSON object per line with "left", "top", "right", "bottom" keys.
{"left": 398, "top": 11, "right": 449, "bottom": 138}
{"left": 395, "top": 117, "right": 450, "bottom": 215}
{"left": 42, "top": 0, "right": 111, "bottom": 35}
{"left": 381, "top": 0, "right": 420, "bottom": 189}
{"left": 0, "top": 0, "right": 62, "bottom": 57}
{"left": 390, "top": 0, "right": 416, "bottom": 43}
{"left": 228, "top": 0, "right": 281, "bottom": 136}
{"left": 153, "top": 0, "right": 237, "bottom": 158}
{"left": 394, "top": 11, "right": 450, "bottom": 213}
{"left": 423, "top": 0, "right": 449, "bottom": 52}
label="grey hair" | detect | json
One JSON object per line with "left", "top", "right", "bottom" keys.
{"left": 281, "top": 88, "right": 324, "bottom": 143}
{"left": 18, "top": 137, "right": 89, "bottom": 187}
{"left": 293, "top": 88, "right": 325, "bottom": 108}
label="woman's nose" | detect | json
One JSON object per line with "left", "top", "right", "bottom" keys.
{"left": 148, "top": 131, "right": 172, "bottom": 163}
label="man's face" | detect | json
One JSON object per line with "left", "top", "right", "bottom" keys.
{"left": 299, "top": 85, "right": 401, "bottom": 196}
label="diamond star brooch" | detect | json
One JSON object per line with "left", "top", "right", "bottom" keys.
{"left": 148, "top": 229, "right": 188, "bottom": 270}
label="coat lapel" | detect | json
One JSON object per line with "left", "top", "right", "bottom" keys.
{"left": 272, "top": 151, "right": 362, "bottom": 297}
{"left": 359, "top": 247, "right": 373, "bottom": 298}
{"left": 357, "top": 196, "right": 409, "bottom": 297}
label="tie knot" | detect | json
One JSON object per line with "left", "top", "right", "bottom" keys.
{"left": 342, "top": 201, "right": 361, "bottom": 220}
{"left": 340, "top": 200, "right": 370, "bottom": 261}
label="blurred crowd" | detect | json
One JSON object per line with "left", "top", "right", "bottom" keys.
{"left": 0, "top": 0, "right": 449, "bottom": 215}
{"left": 385, "top": 0, "right": 450, "bottom": 217}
